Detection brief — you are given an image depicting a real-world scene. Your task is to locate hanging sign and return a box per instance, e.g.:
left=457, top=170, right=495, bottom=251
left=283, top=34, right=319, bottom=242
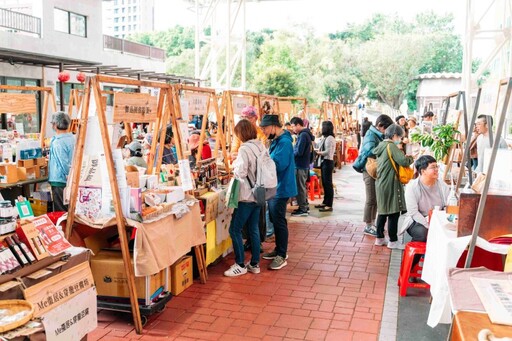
left=232, top=96, right=252, bottom=116
left=278, top=101, right=293, bottom=115
left=0, top=93, right=37, bottom=114
left=184, top=93, right=208, bottom=116
left=113, top=93, right=158, bottom=122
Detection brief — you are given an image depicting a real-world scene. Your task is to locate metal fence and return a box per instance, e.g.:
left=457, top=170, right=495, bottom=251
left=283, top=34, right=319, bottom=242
left=0, top=8, right=41, bottom=36
left=103, top=35, right=165, bottom=61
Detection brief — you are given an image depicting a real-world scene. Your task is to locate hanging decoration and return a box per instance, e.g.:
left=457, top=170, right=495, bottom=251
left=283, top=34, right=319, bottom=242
left=76, top=72, right=86, bottom=83
left=58, top=71, right=70, bottom=83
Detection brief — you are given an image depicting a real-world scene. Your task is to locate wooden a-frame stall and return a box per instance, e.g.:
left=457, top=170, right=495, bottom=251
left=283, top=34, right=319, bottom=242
left=277, top=96, right=307, bottom=122
left=64, top=75, right=177, bottom=333
left=0, top=85, right=57, bottom=147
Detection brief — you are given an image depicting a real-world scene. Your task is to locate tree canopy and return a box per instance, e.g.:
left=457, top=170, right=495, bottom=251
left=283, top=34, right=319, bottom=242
left=128, top=12, right=466, bottom=110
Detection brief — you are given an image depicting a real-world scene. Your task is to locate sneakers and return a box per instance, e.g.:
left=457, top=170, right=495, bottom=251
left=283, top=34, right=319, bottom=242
left=262, top=250, right=289, bottom=260
left=363, top=225, right=377, bottom=237
left=291, top=209, right=309, bottom=217
left=224, top=263, right=247, bottom=277
left=269, top=255, right=287, bottom=270
left=374, top=238, right=388, bottom=246
left=246, top=263, right=261, bottom=274
left=387, top=241, right=405, bottom=250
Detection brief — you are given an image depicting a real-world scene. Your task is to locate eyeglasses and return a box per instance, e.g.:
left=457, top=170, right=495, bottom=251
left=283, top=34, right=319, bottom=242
left=427, top=164, right=439, bottom=170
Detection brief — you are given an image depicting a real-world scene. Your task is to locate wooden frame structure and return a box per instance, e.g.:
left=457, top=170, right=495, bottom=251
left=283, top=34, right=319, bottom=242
left=277, top=96, right=307, bottom=122
left=0, top=85, right=57, bottom=147
left=220, top=90, right=259, bottom=153
left=258, top=94, right=280, bottom=118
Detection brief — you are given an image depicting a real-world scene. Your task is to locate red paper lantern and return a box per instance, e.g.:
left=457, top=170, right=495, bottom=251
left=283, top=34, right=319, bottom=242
left=57, top=71, right=70, bottom=83
left=76, top=72, right=86, bottom=83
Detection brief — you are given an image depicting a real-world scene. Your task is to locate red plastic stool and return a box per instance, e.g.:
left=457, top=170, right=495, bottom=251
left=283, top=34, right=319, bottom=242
left=398, top=241, right=430, bottom=296
left=307, top=174, right=321, bottom=201
left=345, top=147, right=359, bottom=163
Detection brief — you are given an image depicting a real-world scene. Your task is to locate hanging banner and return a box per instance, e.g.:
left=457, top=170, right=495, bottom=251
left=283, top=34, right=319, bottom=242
left=184, top=93, right=208, bottom=116
left=0, top=93, right=37, bottom=114
left=113, top=93, right=158, bottom=122
left=232, top=96, right=252, bottom=116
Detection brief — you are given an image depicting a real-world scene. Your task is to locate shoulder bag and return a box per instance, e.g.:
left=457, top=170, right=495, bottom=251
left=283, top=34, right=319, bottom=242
left=365, top=157, right=378, bottom=179
left=386, top=144, right=413, bottom=184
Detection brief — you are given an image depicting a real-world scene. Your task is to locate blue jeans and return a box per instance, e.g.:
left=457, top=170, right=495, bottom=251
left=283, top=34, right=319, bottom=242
left=268, top=197, right=289, bottom=257
left=266, top=207, right=274, bottom=237
left=229, top=202, right=261, bottom=265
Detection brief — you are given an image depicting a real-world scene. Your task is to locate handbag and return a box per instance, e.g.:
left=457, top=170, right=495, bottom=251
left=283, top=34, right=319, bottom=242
left=313, top=138, right=326, bottom=169
left=226, top=177, right=241, bottom=208
left=365, top=157, right=378, bottom=179
left=386, top=144, right=414, bottom=184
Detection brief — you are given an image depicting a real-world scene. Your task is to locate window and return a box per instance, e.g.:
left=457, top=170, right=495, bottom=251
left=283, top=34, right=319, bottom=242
left=133, top=6, right=137, bottom=12
left=114, top=18, right=118, bottom=23
left=133, top=24, right=136, bottom=30
left=122, top=17, right=125, bottom=22
left=122, top=25, right=125, bottom=31
left=114, top=0, right=118, bottom=5
left=114, top=8, right=118, bottom=14
left=0, top=77, right=41, bottom=134
left=128, top=16, right=131, bottom=22
left=128, top=25, right=131, bottom=30
left=122, top=7, right=125, bottom=13
left=133, top=15, right=137, bottom=21
left=54, top=8, right=86, bottom=37
left=128, top=7, right=131, bottom=13
left=114, top=26, right=119, bottom=32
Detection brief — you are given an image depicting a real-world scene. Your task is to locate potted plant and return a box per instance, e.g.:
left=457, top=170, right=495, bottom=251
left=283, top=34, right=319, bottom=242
left=410, top=124, right=460, bottom=162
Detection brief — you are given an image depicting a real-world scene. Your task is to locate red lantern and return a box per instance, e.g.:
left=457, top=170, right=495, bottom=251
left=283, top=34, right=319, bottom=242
left=57, top=71, right=70, bottom=83
left=76, top=72, right=86, bottom=83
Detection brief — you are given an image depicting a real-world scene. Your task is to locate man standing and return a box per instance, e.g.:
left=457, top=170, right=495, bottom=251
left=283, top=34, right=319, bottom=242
left=260, top=115, right=297, bottom=270
left=49, top=112, right=75, bottom=212
left=421, top=111, right=434, bottom=134
left=475, top=114, right=508, bottom=173
left=289, top=117, right=314, bottom=217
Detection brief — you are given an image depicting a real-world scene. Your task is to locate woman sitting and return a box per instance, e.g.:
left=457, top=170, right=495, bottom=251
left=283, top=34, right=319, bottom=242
left=400, top=155, right=450, bottom=242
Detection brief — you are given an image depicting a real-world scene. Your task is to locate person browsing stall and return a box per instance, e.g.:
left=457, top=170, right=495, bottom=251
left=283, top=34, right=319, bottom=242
left=400, top=155, right=450, bottom=242
left=372, top=124, right=414, bottom=249
left=49, top=112, right=76, bottom=212
left=314, top=121, right=336, bottom=212
left=224, top=120, right=266, bottom=277
left=259, top=115, right=297, bottom=270
left=290, top=117, right=315, bottom=217
left=231, top=106, right=266, bottom=158
left=474, top=114, right=508, bottom=174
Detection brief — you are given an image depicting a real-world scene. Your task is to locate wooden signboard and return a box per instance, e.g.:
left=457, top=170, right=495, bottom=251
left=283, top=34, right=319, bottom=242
left=113, top=93, right=158, bottom=122
left=184, top=92, right=209, bottom=116
left=0, top=93, right=37, bottom=114
left=232, top=96, right=252, bottom=116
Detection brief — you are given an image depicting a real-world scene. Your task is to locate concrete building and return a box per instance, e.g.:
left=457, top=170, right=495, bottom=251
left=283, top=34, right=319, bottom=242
left=0, top=0, right=167, bottom=133
left=415, top=73, right=462, bottom=117
left=102, top=0, right=154, bottom=39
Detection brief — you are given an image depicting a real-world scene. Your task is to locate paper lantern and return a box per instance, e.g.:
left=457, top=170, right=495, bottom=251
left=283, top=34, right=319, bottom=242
left=58, top=71, right=70, bottom=83
left=76, top=72, right=86, bottom=83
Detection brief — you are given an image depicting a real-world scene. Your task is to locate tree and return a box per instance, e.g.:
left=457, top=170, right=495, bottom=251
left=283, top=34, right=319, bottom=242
left=254, top=66, right=299, bottom=97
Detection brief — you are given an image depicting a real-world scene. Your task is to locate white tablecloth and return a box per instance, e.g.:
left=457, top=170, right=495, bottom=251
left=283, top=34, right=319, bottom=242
left=421, top=210, right=509, bottom=327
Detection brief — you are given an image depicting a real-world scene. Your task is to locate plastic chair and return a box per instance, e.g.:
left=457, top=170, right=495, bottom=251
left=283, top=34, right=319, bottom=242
left=345, top=147, right=359, bottom=163
left=398, top=241, right=430, bottom=296
left=307, top=174, right=321, bottom=201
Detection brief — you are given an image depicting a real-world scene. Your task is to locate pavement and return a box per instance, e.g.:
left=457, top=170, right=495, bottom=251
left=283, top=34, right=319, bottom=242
left=89, top=165, right=450, bottom=340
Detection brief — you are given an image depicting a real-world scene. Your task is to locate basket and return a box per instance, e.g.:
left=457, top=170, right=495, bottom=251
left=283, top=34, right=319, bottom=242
left=0, top=300, right=34, bottom=333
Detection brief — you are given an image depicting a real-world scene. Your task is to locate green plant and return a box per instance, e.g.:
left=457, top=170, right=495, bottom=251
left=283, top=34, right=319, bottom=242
left=410, top=124, right=460, bottom=161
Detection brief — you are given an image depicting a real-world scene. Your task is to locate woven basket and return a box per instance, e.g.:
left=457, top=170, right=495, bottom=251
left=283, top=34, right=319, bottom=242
left=0, top=300, right=34, bottom=333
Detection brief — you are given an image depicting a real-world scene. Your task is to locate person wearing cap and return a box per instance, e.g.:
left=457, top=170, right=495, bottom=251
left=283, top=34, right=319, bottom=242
left=49, top=111, right=75, bottom=212
left=125, top=141, right=147, bottom=168
left=231, top=106, right=266, bottom=158
left=259, top=114, right=297, bottom=270
left=188, top=131, right=212, bottom=168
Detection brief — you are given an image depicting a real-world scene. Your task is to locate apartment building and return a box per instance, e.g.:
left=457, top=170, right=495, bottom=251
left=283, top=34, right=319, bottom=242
left=103, top=0, right=154, bottom=39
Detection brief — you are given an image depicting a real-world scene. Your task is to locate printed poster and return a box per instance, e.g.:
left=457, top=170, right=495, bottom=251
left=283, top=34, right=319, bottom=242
left=178, top=159, right=194, bottom=191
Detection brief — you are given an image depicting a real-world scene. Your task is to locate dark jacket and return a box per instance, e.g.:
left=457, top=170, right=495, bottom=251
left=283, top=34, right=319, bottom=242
left=294, top=128, right=315, bottom=169
left=353, top=125, right=383, bottom=173
left=372, top=140, right=414, bottom=215
left=269, top=130, right=298, bottom=199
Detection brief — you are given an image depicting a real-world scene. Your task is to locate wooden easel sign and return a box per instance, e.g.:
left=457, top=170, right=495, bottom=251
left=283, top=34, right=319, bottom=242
left=113, top=93, right=158, bottom=123
left=0, top=93, right=37, bottom=113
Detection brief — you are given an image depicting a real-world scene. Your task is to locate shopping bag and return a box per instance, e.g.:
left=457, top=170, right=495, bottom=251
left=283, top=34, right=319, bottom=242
left=226, top=178, right=240, bottom=209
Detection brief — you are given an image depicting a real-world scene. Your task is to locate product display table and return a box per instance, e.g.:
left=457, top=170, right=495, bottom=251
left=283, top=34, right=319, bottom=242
left=0, top=177, right=48, bottom=200
left=422, top=210, right=509, bottom=327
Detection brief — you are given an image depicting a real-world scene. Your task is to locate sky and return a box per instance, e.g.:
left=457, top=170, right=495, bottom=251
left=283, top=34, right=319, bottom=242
left=154, top=0, right=465, bottom=35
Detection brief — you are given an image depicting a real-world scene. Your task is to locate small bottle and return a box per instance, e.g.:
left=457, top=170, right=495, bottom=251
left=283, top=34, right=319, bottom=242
left=446, top=185, right=459, bottom=222
left=13, top=234, right=35, bottom=264
left=5, top=236, right=29, bottom=266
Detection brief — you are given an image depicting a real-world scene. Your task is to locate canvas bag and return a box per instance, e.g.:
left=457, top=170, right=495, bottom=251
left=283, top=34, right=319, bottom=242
left=313, top=138, right=326, bottom=169
left=365, top=157, right=378, bottom=179
left=245, top=142, right=277, bottom=206
left=386, top=144, right=414, bottom=185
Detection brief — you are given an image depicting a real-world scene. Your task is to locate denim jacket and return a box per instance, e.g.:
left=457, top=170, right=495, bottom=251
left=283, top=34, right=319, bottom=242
left=353, top=125, right=383, bottom=173
left=49, top=133, right=75, bottom=185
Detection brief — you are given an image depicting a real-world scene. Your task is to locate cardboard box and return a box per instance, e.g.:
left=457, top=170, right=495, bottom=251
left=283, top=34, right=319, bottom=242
left=90, top=250, right=168, bottom=299
left=18, top=159, right=34, bottom=168
left=0, top=163, right=18, bottom=183
left=35, top=157, right=46, bottom=166
left=126, top=170, right=140, bottom=188
left=171, top=255, right=193, bottom=296
left=199, top=191, right=219, bottom=223
left=17, top=166, right=36, bottom=180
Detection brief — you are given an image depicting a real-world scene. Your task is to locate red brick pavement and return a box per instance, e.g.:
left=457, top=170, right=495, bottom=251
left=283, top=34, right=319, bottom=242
left=91, top=217, right=391, bottom=341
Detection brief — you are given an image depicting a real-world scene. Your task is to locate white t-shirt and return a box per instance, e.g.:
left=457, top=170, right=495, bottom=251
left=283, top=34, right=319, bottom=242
left=476, top=133, right=508, bottom=173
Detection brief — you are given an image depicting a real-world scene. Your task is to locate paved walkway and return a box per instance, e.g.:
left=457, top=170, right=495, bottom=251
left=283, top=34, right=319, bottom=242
left=90, top=166, right=393, bottom=340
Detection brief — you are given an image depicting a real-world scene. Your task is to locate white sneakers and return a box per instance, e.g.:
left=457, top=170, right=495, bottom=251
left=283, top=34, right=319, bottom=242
left=387, top=241, right=405, bottom=250
left=374, top=238, right=388, bottom=246
left=224, top=263, right=247, bottom=277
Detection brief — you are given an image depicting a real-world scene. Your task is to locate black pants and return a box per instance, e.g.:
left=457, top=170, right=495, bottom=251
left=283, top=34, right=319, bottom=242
left=407, top=221, right=428, bottom=242
left=321, top=160, right=334, bottom=207
left=376, top=212, right=400, bottom=242
left=51, top=186, right=67, bottom=212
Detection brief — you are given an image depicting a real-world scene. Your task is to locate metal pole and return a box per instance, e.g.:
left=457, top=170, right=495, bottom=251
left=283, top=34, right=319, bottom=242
left=241, top=0, right=246, bottom=90
left=194, top=0, right=200, bottom=79
left=226, top=0, right=231, bottom=89
left=59, top=63, right=64, bottom=112
left=465, top=78, right=512, bottom=268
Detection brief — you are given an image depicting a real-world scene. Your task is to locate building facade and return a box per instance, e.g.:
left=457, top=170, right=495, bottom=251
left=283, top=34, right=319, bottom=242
left=102, top=0, right=154, bottom=39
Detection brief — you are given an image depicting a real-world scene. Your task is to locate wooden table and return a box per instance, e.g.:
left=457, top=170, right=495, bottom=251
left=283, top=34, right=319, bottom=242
left=452, top=311, right=512, bottom=340
left=0, top=177, right=49, bottom=201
